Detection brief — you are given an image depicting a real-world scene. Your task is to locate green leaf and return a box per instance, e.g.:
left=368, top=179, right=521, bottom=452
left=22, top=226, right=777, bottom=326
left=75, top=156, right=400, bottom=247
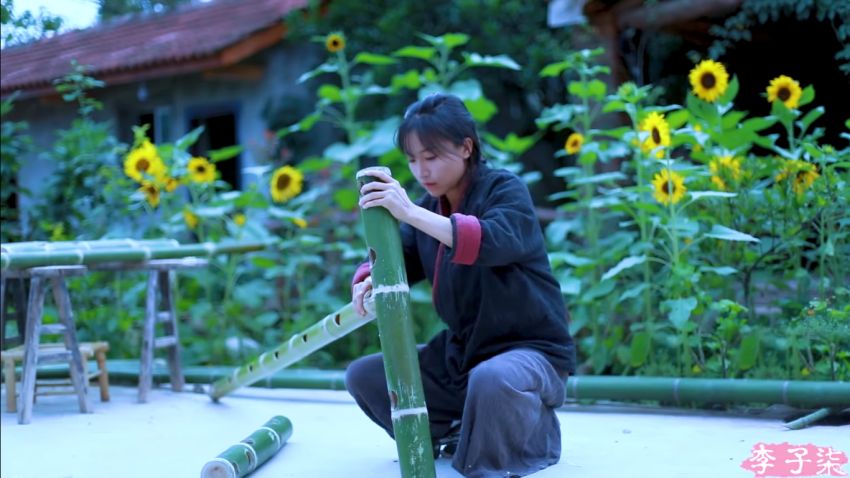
left=705, top=224, right=759, bottom=242
left=540, top=61, right=570, bottom=78
left=333, top=189, right=359, bottom=211
left=742, top=117, right=777, bottom=132
left=449, top=79, right=484, bottom=100
left=601, top=255, right=646, bottom=281
left=571, top=172, right=627, bottom=185
left=251, top=256, right=276, bottom=268
left=297, top=62, right=339, bottom=83
left=666, top=109, right=690, bottom=129
left=463, top=52, right=520, bottom=70
left=175, top=125, right=204, bottom=151
left=352, top=52, right=397, bottom=66
left=442, top=33, right=470, bottom=49
left=700, top=266, right=738, bottom=276
left=721, top=111, right=747, bottom=129
left=629, top=331, right=651, bottom=367
left=737, top=335, right=760, bottom=371
left=689, top=191, right=737, bottom=201
left=618, top=283, right=648, bottom=303
left=317, top=84, right=342, bottom=103
left=392, top=46, right=437, bottom=61
left=559, top=276, right=581, bottom=296
left=718, top=75, right=740, bottom=105
left=799, top=85, right=815, bottom=107
left=603, top=99, right=626, bottom=113
left=208, top=145, right=243, bottom=163
left=663, top=297, right=697, bottom=330
left=587, top=79, right=607, bottom=100
left=581, top=279, right=615, bottom=302
left=464, top=97, right=497, bottom=123
left=391, top=70, right=422, bottom=90
left=799, top=106, right=825, bottom=131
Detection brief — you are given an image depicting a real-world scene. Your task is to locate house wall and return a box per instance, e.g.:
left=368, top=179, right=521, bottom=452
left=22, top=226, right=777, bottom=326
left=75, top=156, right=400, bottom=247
left=5, top=41, right=326, bottom=236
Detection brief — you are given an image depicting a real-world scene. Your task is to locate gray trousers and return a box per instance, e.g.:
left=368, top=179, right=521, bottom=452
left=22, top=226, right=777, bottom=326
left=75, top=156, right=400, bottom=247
left=345, top=347, right=566, bottom=478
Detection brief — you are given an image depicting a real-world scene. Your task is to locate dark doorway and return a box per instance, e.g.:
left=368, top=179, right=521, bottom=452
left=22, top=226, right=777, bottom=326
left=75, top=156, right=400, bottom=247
left=188, top=111, right=240, bottom=190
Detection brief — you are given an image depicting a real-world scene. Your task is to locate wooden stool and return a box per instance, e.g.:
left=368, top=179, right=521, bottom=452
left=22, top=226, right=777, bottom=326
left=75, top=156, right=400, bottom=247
left=2, top=341, right=110, bottom=413
left=2, top=266, right=91, bottom=424
left=92, top=258, right=207, bottom=402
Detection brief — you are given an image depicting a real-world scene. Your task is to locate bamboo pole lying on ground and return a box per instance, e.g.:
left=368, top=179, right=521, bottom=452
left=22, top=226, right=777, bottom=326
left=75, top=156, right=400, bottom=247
left=200, top=415, right=293, bottom=478
left=0, top=239, right=180, bottom=252
left=0, top=240, right=271, bottom=270
left=357, top=166, right=435, bottom=478
left=208, top=299, right=376, bottom=400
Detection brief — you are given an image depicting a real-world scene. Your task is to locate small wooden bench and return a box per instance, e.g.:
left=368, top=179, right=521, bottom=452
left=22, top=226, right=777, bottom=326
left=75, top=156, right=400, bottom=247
left=1, top=341, right=110, bottom=413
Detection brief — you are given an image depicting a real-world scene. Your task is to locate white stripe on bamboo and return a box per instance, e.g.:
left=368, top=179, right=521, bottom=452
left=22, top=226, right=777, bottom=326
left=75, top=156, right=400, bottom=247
left=391, top=406, right=429, bottom=420
left=373, top=284, right=410, bottom=295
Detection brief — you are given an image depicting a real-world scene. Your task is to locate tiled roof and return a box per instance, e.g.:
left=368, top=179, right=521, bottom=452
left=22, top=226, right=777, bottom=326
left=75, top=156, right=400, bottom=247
left=1, top=0, right=307, bottom=97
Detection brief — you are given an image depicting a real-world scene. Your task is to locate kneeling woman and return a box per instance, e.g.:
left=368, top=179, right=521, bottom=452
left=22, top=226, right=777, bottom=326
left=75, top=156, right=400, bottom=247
left=347, top=93, right=576, bottom=478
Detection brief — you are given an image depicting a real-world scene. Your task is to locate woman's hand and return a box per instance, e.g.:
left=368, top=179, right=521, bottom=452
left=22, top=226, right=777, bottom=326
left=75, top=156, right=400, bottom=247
left=359, top=170, right=416, bottom=222
left=352, top=276, right=373, bottom=317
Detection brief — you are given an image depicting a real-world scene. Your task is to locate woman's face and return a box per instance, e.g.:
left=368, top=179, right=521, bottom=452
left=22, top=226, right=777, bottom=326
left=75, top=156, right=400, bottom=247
left=405, top=132, right=472, bottom=201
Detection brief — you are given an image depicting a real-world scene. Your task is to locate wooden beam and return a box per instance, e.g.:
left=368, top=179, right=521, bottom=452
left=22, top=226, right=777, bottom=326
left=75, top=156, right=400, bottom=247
left=202, top=64, right=266, bottom=82
left=219, top=23, right=286, bottom=66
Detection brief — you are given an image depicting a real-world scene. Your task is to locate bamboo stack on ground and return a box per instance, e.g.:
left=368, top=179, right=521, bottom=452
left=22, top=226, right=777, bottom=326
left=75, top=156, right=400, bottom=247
left=357, top=167, right=435, bottom=478
left=0, top=240, right=271, bottom=270
left=208, top=299, right=376, bottom=400
left=200, top=415, right=293, bottom=478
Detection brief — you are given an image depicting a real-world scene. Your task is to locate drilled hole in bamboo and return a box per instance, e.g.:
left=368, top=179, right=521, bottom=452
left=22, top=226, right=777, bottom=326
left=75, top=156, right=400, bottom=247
left=389, top=390, right=398, bottom=409
left=369, top=248, right=376, bottom=264
left=248, top=365, right=253, bottom=372
left=274, top=351, right=279, bottom=359
left=334, top=314, right=341, bottom=326
left=301, top=334, right=308, bottom=343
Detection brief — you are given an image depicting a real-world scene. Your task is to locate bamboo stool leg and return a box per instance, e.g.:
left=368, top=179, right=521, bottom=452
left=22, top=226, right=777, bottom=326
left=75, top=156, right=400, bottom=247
left=160, top=270, right=184, bottom=392
left=18, top=277, right=46, bottom=424
left=139, top=271, right=158, bottom=403
left=95, top=346, right=110, bottom=402
left=1, top=277, right=6, bottom=349
left=51, top=277, right=91, bottom=415
left=3, top=357, right=15, bottom=412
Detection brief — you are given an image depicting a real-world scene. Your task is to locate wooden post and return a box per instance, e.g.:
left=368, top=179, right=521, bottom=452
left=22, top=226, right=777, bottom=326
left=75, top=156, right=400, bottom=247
left=51, top=276, right=91, bottom=415
left=18, top=277, right=45, bottom=424
left=139, top=271, right=158, bottom=403
left=159, top=270, right=184, bottom=392
left=356, top=167, right=436, bottom=478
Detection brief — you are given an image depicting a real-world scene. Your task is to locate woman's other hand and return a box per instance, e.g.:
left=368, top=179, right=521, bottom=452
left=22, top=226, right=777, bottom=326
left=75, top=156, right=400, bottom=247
left=352, top=276, right=373, bottom=316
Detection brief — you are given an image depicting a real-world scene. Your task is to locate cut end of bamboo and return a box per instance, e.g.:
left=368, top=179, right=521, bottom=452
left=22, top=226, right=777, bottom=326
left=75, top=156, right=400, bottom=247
left=200, top=458, right=237, bottom=478
left=355, top=166, right=392, bottom=181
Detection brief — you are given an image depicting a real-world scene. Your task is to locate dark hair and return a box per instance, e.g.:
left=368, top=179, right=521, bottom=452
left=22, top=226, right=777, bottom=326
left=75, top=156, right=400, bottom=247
left=395, top=93, right=483, bottom=168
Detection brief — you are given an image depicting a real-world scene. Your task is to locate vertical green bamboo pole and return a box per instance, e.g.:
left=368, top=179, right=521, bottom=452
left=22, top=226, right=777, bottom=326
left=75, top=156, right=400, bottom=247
left=357, top=166, right=435, bottom=478
left=200, top=415, right=293, bottom=478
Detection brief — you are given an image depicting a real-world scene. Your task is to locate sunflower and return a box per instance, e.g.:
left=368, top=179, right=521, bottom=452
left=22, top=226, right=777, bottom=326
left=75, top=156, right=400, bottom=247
left=188, top=157, right=216, bottom=184
left=233, top=213, right=246, bottom=227
left=124, top=140, right=166, bottom=183
left=325, top=33, right=345, bottom=53
left=775, top=159, right=819, bottom=195
left=689, top=59, right=729, bottom=103
left=709, top=155, right=742, bottom=191
left=183, top=208, right=199, bottom=230
left=139, top=181, right=160, bottom=208
left=767, top=75, right=802, bottom=109
left=639, top=112, right=671, bottom=157
left=164, top=177, right=180, bottom=192
left=292, top=217, right=307, bottom=229
left=652, top=168, right=687, bottom=205
left=270, top=165, right=303, bottom=203
left=565, top=132, right=584, bottom=154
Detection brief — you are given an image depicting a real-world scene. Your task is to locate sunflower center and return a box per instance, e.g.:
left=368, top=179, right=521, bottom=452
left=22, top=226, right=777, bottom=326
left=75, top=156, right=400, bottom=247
left=137, top=159, right=150, bottom=172
left=195, top=164, right=206, bottom=173
left=652, top=127, right=661, bottom=145
left=778, top=87, right=791, bottom=101
left=700, top=73, right=716, bottom=89
left=332, top=39, right=340, bottom=47
left=276, top=174, right=291, bottom=190
left=570, top=140, right=578, bottom=148
left=662, top=181, right=672, bottom=194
